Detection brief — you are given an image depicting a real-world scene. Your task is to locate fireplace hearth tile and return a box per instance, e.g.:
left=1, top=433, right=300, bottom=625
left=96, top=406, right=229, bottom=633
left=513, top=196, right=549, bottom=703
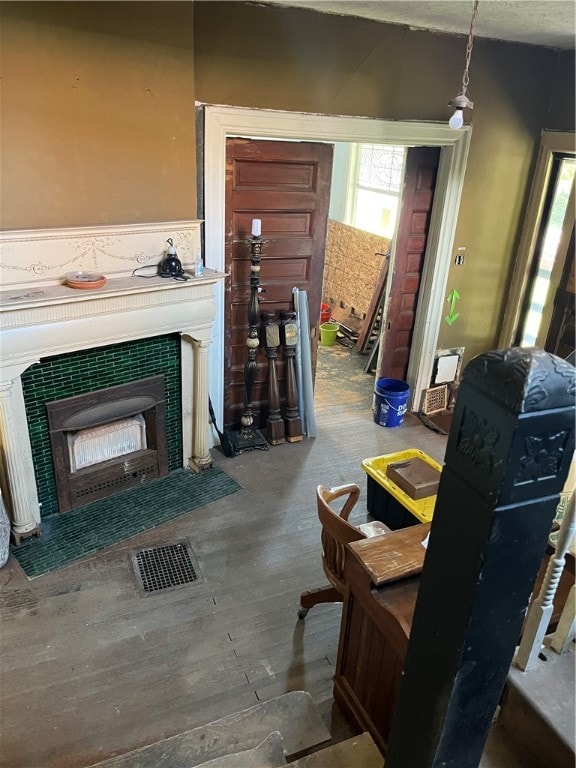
left=10, top=468, right=242, bottom=579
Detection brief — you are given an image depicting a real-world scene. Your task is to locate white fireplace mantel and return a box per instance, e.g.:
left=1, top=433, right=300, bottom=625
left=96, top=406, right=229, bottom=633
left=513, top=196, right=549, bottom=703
left=1, top=273, right=221, bottom=377
left=0, top=270, right=225, bottom=540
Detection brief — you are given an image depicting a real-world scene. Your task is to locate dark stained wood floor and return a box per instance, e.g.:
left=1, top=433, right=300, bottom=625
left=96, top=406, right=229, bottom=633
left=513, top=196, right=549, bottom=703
left=0, top=354, right=448, bottom=768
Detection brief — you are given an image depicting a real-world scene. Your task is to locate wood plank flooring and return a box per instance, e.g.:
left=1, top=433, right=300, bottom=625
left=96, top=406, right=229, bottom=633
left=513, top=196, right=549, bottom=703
left=0, top=352, right=449, bottom=768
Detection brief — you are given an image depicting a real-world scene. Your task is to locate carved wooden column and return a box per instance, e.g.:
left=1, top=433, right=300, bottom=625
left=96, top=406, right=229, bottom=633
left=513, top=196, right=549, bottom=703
left=280, top=311, right=303, bottom=442
left=188, top=337, right=213, bottom=472
left=385, top=348, right=575, bottom=768
left=229, top=221, right=268, bottom=453
left=262, top=312, right=285, bottom=446
left=0, top=376, right=41, bottom=543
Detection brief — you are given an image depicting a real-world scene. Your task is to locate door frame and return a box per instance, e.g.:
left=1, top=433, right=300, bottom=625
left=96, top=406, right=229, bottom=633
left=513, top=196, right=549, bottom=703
left=203, top=105, right=472, bottom=424
left=538, top=179, right=575, bottom=349
left=499, top=130, right=576, bottom=348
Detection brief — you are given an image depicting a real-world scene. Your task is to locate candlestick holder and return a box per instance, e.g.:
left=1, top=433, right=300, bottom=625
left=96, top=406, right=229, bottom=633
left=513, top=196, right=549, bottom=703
left=229, top=231, right=268, bottom=454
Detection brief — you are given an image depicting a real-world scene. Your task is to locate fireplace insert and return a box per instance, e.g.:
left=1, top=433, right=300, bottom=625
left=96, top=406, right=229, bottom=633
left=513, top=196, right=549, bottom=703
left=46, top=375, right=168, bottom=512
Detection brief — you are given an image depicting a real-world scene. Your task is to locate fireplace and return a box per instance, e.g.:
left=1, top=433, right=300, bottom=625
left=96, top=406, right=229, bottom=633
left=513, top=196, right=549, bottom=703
left=0, top=220, right=225, bottom=544
left=46, top=376, right=169, bottom=512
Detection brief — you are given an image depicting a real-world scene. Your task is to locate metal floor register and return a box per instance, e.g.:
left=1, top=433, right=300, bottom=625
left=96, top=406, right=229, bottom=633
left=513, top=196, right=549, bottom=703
left=132, top=540, right=200, bottom=594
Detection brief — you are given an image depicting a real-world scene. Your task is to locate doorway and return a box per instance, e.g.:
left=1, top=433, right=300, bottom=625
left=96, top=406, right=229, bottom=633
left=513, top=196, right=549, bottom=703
left=322, top=140, right=404, bottom=381
left=203, top=106, right=472, bottom=432
left=224, top=136, right=414, bottom=432
left=318, top=143, right=441, bottom=417
left=224, top=137, right=334, bottom=431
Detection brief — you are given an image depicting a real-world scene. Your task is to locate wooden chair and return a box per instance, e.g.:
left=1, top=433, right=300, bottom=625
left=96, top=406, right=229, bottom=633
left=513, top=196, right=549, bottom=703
left=298, top=482, right=388, bottom=618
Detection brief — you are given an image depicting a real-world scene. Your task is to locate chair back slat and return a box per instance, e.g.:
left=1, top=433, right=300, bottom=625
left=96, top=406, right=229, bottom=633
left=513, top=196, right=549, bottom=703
left=317, top=483, right=366, bottom=594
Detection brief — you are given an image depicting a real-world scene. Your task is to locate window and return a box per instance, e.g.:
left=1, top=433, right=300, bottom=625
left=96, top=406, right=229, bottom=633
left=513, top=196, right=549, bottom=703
left=346, top=144, right=406, bottom=239
left=519, top=155, right=576, bottom=347
left=499, top=132, right=576, bottom=350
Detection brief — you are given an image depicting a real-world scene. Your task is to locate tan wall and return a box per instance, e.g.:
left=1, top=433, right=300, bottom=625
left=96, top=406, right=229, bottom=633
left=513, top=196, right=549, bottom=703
left=548, top=50, right=576, bottom=130
left=194, top=1, right=571, bottom=365
left=2, top=1, right=573, bottom=367
left=0, top=2, right=196, bottom=229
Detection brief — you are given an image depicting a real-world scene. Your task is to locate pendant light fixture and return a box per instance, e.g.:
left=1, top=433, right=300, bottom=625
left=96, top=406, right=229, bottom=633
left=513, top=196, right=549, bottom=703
left=448, top=0, right=480, bottom=129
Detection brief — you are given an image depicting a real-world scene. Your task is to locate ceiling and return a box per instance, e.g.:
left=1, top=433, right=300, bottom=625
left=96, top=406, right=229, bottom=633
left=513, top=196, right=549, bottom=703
left=265, top=1, right=576, bottom=50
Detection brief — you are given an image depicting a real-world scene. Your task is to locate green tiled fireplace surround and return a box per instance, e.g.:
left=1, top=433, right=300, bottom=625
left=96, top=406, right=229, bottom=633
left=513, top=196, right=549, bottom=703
left=21, top=334, right=183, bottom=518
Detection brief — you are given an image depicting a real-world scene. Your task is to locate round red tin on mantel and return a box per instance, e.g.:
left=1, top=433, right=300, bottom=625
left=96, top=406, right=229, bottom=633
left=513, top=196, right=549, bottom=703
left=65, top=272, right=107, bottom=290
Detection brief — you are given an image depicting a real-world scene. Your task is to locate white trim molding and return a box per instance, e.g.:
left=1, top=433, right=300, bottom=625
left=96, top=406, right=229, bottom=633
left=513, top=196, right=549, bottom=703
left=202, top=104, right=472, bottom=416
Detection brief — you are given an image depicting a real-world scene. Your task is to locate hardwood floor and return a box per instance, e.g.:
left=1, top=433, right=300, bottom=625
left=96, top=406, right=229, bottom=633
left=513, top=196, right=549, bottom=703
left=0, top=353, right=448, bottom=768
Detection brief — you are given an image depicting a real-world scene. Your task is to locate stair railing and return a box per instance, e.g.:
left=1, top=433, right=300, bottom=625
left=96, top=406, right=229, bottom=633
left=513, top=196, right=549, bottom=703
left=514, top=489, right=575, bottom=670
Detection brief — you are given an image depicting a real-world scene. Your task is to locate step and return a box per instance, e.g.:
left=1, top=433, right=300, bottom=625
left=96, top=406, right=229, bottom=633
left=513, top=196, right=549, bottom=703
left=498, top=641, right=575, bottom=768
left=196, top=731, right=287, bottom=768
left=180, top=727, right=383, bottom=768
left=287, top=732, right=383, bottom=768
left=90, top=691, right=331, bottom=768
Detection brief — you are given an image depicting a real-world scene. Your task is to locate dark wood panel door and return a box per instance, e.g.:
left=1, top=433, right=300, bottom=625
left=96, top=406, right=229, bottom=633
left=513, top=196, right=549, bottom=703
left=224, top=138, right=333, bottom=430
left=378, top=147, right=441, bottom=382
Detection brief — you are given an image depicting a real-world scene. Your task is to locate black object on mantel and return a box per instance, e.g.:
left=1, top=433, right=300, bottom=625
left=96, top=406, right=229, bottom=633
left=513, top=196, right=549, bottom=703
left=158, top=238, right=189, bottom=280
left=385, top=347, right=575, bottom=768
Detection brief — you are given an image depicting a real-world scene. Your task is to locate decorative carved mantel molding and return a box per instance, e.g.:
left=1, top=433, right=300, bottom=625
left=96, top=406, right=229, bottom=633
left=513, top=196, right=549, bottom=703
left=0, top=219, right=201, bottom=289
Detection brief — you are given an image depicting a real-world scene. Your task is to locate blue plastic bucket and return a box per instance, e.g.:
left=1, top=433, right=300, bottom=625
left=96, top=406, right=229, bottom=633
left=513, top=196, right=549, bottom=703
left=374, top=378, right=410, bottom=428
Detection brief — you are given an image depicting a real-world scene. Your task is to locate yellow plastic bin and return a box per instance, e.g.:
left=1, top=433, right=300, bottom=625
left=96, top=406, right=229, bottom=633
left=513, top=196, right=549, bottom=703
left=361, top=449, right=443, bottom=529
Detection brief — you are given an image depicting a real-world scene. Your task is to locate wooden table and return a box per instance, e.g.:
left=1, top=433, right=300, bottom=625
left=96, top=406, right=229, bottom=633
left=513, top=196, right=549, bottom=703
left=333, top=523, right=430, bottom=755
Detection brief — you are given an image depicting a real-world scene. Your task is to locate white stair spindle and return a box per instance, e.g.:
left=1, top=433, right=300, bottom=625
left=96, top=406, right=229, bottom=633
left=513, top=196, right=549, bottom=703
left=514, top=491, right=576, bottom=670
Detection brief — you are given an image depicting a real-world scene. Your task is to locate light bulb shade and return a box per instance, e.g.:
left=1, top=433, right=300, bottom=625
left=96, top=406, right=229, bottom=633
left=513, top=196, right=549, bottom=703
left=448, top=92, right=474, bottom=111
left=448, top=109, right=464, bottom=130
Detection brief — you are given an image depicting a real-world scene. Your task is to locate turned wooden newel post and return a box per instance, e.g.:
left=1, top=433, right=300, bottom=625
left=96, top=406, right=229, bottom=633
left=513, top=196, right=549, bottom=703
left=280, top=311, right=303, bottom=443
left=262, top=311, right=285, bottom=446
left=385, top=347, right=575, bottom=768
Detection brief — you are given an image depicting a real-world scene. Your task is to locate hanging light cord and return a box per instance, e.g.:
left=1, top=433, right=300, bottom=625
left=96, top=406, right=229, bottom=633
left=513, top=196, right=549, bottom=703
left=460, top=0, right=479, bottom=97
